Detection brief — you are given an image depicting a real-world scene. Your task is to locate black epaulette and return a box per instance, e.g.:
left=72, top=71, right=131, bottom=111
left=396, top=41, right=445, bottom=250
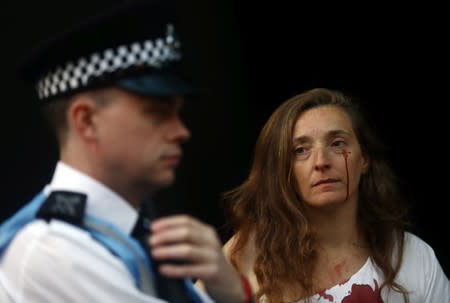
left=36, top=191, right=87, bottom=226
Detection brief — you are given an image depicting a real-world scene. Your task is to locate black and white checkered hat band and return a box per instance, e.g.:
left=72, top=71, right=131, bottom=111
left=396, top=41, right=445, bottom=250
left=36, top=25, right=181, bottom=100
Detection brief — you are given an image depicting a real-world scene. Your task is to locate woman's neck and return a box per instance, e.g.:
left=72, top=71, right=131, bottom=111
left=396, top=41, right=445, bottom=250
left=306, top=198, right=365, bottom=251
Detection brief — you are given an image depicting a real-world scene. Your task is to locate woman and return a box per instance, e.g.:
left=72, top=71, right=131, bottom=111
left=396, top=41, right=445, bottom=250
left=223, top=88, right=449, bottom=302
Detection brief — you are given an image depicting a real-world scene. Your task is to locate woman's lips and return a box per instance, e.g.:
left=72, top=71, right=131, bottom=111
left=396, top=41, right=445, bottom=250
left=313, top=178, right=339, bottom=187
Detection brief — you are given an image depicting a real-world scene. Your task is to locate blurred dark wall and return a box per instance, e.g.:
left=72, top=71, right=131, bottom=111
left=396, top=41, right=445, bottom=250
left=2, top=1, right=448, bottom=276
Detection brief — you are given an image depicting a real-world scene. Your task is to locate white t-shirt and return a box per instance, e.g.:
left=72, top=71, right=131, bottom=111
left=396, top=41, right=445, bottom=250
left=292, top=232, right=450, bottom=303
left=0, top=162, right=213, bottom=303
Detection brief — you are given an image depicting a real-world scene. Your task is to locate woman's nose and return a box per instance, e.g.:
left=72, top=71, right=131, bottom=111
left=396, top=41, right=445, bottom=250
left=313, top=147, right=331, bottom=171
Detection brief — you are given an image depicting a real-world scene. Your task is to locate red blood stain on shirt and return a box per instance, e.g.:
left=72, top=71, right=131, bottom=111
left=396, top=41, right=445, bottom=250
left=317, top=289, right=334, bottom=302
left=342, top=280, right=383, bottom=303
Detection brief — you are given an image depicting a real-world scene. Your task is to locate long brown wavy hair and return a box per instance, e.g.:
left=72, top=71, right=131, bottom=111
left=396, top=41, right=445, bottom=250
left=224, top=88, right=410, bottom=302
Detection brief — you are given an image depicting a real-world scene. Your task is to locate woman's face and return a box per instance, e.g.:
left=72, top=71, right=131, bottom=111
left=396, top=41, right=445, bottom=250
left=291, top=105, right=369, bottom=208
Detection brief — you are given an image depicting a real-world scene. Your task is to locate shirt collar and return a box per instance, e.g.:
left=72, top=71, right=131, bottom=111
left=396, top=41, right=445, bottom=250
left=43, top=161, right=138, bottom=235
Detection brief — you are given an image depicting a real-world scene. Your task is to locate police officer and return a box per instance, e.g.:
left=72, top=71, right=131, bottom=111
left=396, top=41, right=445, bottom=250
left=0, top=1, right=253, bottom=302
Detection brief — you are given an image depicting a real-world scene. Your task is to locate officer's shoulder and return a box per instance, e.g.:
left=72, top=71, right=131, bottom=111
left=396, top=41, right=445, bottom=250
left=11, top=216, right=92, bottom=252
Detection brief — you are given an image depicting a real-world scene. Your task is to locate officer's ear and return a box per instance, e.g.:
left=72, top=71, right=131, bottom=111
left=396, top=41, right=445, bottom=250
left=67, top=93, right=99, bottom=142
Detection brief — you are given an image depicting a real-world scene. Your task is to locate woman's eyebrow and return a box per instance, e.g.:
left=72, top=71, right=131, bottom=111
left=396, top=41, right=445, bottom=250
left=293, top=129, right=351, bottom=144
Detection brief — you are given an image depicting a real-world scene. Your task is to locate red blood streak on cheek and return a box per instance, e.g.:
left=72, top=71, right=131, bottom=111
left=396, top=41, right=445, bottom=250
left=342, top=150, right=351, bottom=200
left=342, top=280, right=383, bottom=303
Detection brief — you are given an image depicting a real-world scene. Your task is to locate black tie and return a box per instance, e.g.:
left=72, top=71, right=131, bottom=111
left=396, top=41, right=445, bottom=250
left=131, top=211, right=195, bottom=303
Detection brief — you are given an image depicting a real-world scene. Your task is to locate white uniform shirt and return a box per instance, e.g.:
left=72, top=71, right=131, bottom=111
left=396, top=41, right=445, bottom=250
left=0, top=161, right=213, bottom=303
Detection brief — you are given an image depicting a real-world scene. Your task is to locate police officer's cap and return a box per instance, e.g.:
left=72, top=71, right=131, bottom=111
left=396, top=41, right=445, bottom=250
left=19, top=0, right=191, bottom=102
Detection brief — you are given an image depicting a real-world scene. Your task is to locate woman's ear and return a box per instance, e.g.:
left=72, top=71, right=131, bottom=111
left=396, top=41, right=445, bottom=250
left=361, top=152, right=370, bottom=174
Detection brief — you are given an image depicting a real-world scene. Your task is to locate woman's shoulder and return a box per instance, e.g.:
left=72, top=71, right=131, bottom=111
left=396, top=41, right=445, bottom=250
left=223, top=233, right=260, bottom=291
left=395, top=231, right=449, bottom=300
left=401, top=231, right=437, bottom=264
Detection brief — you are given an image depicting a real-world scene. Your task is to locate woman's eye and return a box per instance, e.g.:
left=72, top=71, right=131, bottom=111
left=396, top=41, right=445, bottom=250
left=331, top=140, right=346, bottom=147
left=294, top=147, right=305, bottom=154
left=294, top=146, right=311, bottom=160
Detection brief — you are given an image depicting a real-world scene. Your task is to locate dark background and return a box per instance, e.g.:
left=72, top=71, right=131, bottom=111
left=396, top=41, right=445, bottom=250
left=2, top=1, right=448, bottom=277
